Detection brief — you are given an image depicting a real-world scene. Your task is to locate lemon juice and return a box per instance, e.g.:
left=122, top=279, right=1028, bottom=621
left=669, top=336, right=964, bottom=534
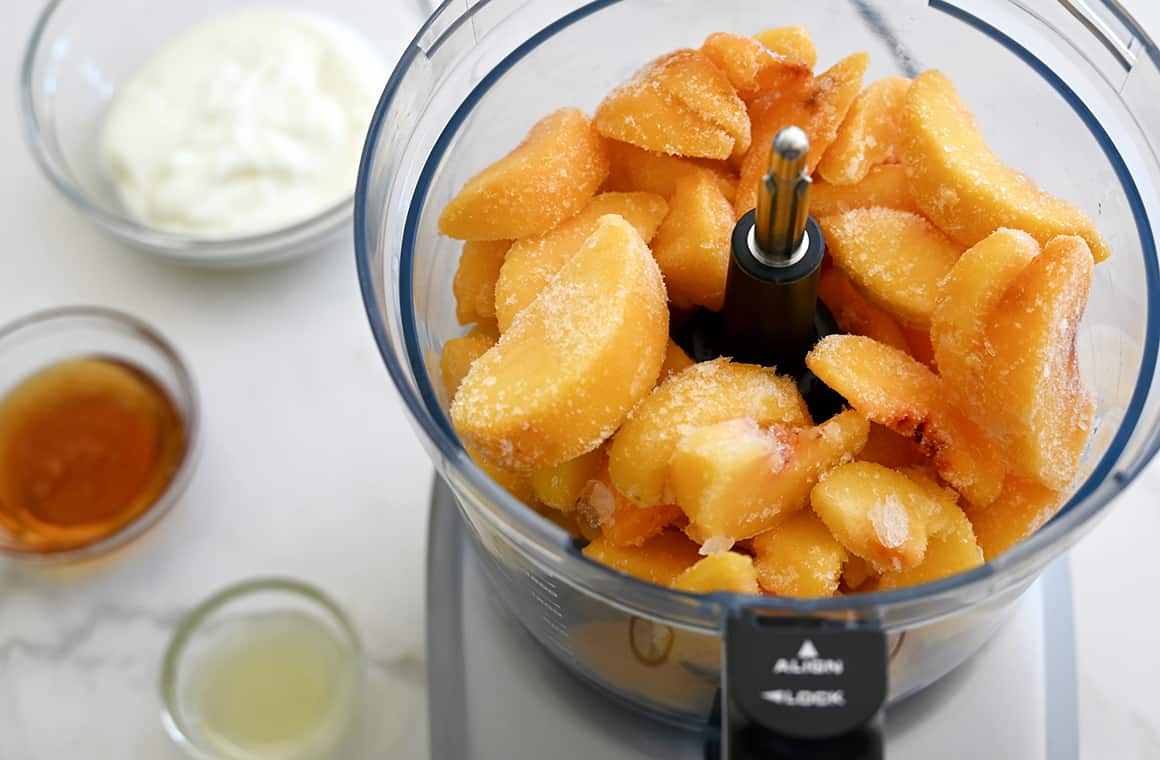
left=185, top=610, right=360, bottom=759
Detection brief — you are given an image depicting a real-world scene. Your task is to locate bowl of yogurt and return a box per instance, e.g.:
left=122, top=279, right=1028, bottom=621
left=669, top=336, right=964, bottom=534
left=21, top=0, right=431, bottom=267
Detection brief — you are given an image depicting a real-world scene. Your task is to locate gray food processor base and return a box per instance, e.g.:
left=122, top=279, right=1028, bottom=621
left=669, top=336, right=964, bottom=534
left=426, top=478, right=1079, bottom=760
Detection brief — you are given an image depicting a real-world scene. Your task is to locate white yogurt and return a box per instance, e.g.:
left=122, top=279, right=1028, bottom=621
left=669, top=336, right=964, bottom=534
left=100, top=9, right=387, bottom=239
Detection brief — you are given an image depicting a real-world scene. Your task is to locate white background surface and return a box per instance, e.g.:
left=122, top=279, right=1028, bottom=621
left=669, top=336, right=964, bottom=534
left=0, top=0, right=1158, bottom=758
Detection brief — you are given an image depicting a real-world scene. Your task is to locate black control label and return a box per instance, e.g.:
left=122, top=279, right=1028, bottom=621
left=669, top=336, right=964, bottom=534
left=724, top=615, right=888, bottom=741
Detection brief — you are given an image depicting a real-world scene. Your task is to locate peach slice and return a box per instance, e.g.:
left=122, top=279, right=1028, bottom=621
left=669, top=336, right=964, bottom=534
left=806, top=335, right=1005, bottom=507
left=967, top=476, right=1064, bottom=560
left=753, top=26, right=818, bottom=70
left=576, top=472, right=683, bottom=547
left=671, top=411, right=869, bottom=542
left=877, top=515, right=983, bottom=589
left=751, top=510, right=847, bottom=598
left=654, top=50, right=751, bottom=159
left=842, top=555, right=877, bottom=592
left=817, top=77, right=911, bottom=184
left=440, top=325, right=497, bottom=401
left=494, top=192, right=668, bottom=331
left=820, top=208, right=962, bottom=329
left=595, top=50, right=749, bottom=161
left=673, top=551, right=761, bottom=594
left=810, top=165, right=920, bottom=217
left=452, top=215, right=668, bottom=470
left=660, top=339, right=695, bottom=379
left=817, top=264, right=911, bottom=352
left=608, top=359, right=811, bottom=505
left=602, top=140, right=737, bottom=202
left=453, top=240, right=509, bottom=324
left=531, top=501, right=585, bottom=539
left=530, top=446, right=606, bottom=512
left=858, top=423, right=925, bottom=469
left=440, top=108, right=608, bottom=240
left=903, top=71, right=1110, bottom=262
left=583, top=530, right=702, bottom=585
left=467, top=446, right=536, bottom=507
left=982, top=236, right=1094, bottom=489
left=736, top=53, right=869, bottom=217
left=701, top=32, right=811, bottom=101
left=651, top=173, right=734, bottom=311
left=903, top=326, right=936, bottom=370
left=931, top=228, right=1040, bottom=410
left=810, top=462, right=930, bottom=573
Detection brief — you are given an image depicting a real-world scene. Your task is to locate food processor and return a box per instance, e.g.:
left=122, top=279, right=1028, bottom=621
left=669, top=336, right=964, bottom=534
left=355, top=0, right=1160, bottom=755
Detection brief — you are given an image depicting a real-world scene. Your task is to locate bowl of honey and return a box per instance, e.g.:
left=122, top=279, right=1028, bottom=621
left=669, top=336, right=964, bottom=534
left=0, top=306, right=198, bottom=561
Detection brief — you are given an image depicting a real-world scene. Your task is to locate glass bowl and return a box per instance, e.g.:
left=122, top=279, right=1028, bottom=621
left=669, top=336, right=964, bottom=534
left=20, top=0, right=432, bottom=267
left=161, top=578, right=364, bottom=760
left=0, top=306, right=200, bottom=562
left=356, top=0, right=1160, bottom=733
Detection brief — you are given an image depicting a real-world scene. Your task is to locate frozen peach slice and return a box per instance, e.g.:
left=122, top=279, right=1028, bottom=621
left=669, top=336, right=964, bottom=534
left=651, top=173, right=733, bottom=311
left=494, top=192, right=668, bottom=331
left=652, top=50, right=751, bottom=158
left=452, top=215, right=668, bottom=470
left=821, top=208, right=962, bottom=329
left=982, top=236, right=1094, bottom=489
left=902, top=326, right=936, bottom=370
left=596, top=81, right=733, bottom=160
left=753, top=26, right=817, bottom=70
left=967, top=476, right=1063, bottom=560
left=931, top=228, right=1039, bottom=409
left=531, top=501, right=585, bottom=539
left=817, top=77, right=911, bottom=185
left=660, top=339, right=695, bottom=379
left=673, top=552, right=760, bottom=595
left=811, top=462, right=930, bottom=572
left=576, top=472, right=683, bottom=547
left=817, top=264, right=910, bottom=352
left=736, top=53, right=869, bottom=217
left=602, top=140, right=737, bottom=202
left=806, top=335, right=1005, bottom=507
left=466, top=446, right=536, bottom=507
left=896, top=464, right=969, bottom=537
left=701, top=32, right=811, bottom=102
left=453, top=240, right=509, bottom=324
left=440, top=108, right=608, bottom=241
left=858, top=423, right=925, bottom=469
left=672, top=411, right=869, bottom=542
left=751, top=510, right=847, bottom=598
left=583, top=530, right=702, bottom=585
left=811, top=165, right=920, bottom=217
left=877, top=506, right=983, bottom=590
left=842, top=555, right=877, bottom=592
left=440, top=325, right=497, bottom=401
left=903, top=71, right=1110, bottom=262
left=595, top=50, right=748, bottom=160
left=530, top=446, right=606, bottom=512
left=608, top=359, right=811, bottom=506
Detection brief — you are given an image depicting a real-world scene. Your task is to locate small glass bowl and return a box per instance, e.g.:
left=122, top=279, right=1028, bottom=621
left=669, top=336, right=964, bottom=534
left=161, top=578, right=365, bottom=760
left=0, top=306, right=200, bottom=562
left=19, top=0, right=432, bottom=267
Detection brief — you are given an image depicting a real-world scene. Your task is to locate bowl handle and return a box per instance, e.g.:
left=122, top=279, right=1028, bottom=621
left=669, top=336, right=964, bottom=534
left=713, top=611, right=888, bottom=759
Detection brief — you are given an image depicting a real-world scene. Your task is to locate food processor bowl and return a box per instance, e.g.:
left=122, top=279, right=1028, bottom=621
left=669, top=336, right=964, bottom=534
left=357, top=0, right=1160, bottom=748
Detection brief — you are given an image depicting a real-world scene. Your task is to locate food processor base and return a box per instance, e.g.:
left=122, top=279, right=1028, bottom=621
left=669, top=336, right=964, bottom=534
left=426, top=479, right=1080, bottom=759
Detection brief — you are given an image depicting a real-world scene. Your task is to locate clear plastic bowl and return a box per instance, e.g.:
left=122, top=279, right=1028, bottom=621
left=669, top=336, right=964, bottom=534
left=21, top=0, right=431, bottom=267
left=357, top=0, right=1160, bottom=729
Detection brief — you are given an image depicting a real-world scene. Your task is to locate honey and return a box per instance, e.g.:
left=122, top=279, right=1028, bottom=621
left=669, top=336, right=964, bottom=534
left=0, top=356, right=186, bottom=553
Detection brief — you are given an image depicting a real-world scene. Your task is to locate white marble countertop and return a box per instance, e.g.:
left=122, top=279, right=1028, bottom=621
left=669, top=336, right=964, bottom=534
left=0, top=0, right=1158, bottom=758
